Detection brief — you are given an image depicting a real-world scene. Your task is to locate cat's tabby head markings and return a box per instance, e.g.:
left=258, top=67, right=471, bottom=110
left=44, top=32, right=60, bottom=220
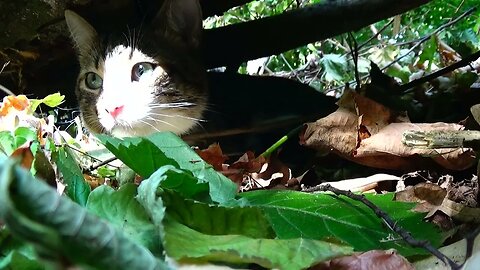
left=65, top=0, right=207, bottom=137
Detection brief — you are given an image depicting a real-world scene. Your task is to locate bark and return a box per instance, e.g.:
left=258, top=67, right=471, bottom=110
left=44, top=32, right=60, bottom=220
left=201, top=0, right=253, bottom=17
left=203, top=0, right=432, bottom=68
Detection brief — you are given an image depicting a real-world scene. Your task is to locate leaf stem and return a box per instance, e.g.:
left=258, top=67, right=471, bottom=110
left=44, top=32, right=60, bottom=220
left=260, top=125, right=303, bottom=158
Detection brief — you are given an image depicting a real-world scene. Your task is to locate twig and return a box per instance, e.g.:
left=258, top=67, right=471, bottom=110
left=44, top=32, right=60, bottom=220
left=0, top=61, right=15, bottom=96
left=465, top=226, right=480, bottom=258
left=324, top=7, right=477, bottom=94
left=280, top=53, right=303, bottom=83
left=399, top=49, right=480, bottom=92
left=304, top=184, right=461, bottom=270
left=348, top=19, right=394, bottom=54
left=88, top=156, right=118, bottom=172
left=0, top=84, right=15, bottom=96
left=382, top=7, right=476, bottom=71
left=64, top=144, right=119, bottom=170
left=347, top=32, right=361, bottom=90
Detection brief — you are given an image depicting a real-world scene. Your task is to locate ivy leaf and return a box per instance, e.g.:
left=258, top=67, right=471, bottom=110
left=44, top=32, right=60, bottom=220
left=240, top=190, right=443, bottom=257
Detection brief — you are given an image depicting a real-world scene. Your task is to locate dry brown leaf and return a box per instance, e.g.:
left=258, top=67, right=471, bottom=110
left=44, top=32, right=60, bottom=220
left=302, top=91, right=476, bottom=170
left=10, top=145, right=34, bottom=169
left=426, top=198, right=480, bottom=223
left=251, top=153, right=292, bottom=189
left=195, top=143, right=228, bottom=171
left=395, top=183, right=447, bottom=212
left=312, top=250, right=414, bottom=270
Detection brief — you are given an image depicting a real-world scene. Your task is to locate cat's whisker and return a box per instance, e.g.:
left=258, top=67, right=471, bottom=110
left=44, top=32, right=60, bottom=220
left=147, top=112, right=206, bottom=122
left=148, top=102, right=196, bottom=108
left=139, top=119, right=163, bottom=133
left=145, top=116, right=179, bottom=130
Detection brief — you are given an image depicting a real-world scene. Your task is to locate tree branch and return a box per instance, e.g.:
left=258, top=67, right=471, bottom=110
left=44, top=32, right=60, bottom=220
left=201, top=0, right=253, bottom=17
left=203, top=0, right=432, bottom=68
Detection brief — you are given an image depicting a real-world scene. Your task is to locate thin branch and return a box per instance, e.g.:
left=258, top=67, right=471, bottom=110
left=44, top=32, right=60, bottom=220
left=325, top=6, right=476, bottom=93
left=88, top=156, right=118, bottom=172
left=383, top=6, right=476, bottom=71
left=304, top=184, right=461, bottom=270
left=0, top=84, right=15, bottom=96
left=347, top=32, right=361, bottom=90
left=0, top=61, right=15, bottom=96
left=399, top=49, right=480, bottom=92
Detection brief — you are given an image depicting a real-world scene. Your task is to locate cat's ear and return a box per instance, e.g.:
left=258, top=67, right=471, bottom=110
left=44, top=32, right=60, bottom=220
left=64, top=10, right=98, bottom=55
left=155, top=0, right=203, bottom=49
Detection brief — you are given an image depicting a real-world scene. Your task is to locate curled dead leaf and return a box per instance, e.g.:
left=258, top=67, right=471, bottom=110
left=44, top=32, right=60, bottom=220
left=312, top=250, right=414, bottom=270
left=302, top=91, right=475, bottom=170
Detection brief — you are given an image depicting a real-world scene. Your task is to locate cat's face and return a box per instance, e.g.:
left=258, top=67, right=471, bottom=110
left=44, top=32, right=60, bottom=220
left=65, top=1, right=206, bottom=137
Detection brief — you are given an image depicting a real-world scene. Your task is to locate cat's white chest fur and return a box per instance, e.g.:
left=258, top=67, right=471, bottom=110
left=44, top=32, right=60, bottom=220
left=97, top=45, right=196, bottom=137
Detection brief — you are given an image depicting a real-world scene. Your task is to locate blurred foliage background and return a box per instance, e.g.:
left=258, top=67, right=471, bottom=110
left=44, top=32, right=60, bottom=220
left=205, top=0, right=480, bottom=95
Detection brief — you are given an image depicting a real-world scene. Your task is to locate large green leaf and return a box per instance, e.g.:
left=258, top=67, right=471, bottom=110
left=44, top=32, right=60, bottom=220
left=240, top=190, right=443, bottom=256
left=86, top=184, right=163, bottom=256
left=97, top=134, right=179, bottom=179
left=0, top=160, right=169, bottom=269
left=137, top=170, right=351, bottom=269
left=162, top=190, right=274, bottom=239
left=164, top=218, right=353, bottom=269
left=98, top=132, right=238, bottom=204
left=52, top=147, right=90, bottom=206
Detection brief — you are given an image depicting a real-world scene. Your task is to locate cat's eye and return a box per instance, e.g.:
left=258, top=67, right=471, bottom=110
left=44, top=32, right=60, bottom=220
left=85, top=72, right=103, bottom=90
left=131, top=62, right=155, bottom=82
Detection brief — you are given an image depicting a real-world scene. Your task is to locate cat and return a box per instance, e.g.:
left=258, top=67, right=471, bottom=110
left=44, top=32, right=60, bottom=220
left=64, top=0, right=207, bottom=137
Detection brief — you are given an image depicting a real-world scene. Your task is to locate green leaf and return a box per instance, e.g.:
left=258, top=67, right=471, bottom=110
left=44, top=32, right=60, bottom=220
left=0, top=251, right=44, bottom=270
left=240, top=190, right=443, bottom=257
left=153, top=165, right=210, bottom=200
left=97, top=134, right=179, bottom=178
left=164, top=218, right=353, bottom=269
left=418, top=36, right=438, bottom=70
left=29, top=93, right=65, bottom=112
left=0, top=159, right=169, bottom=269
left=96, top=166, right=116, bottom=178
left=13, top=127, right=37, bottom=150
left=14, top=127, right=37, bottom=143
left=0, top=131, right=15, bottom=156
left=320, top=54, right=347, bottom=82
left=41, top=93, right=64, bottom=108
left=0, top=227, right=44, bottom=270
left=98, top=132, right=238, bottom=204
left=52, top=147, right=90, bottom=206
left=86, top=184, right=163, bottom=256
left=162, top=190, right=273, bottom=239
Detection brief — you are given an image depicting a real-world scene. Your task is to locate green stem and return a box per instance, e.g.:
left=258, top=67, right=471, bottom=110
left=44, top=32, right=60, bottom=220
left=260, top=125, right=303, bottom=158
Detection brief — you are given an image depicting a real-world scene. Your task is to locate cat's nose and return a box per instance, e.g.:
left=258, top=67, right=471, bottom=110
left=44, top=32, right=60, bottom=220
left=107, top=105, right=124, bottom=118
